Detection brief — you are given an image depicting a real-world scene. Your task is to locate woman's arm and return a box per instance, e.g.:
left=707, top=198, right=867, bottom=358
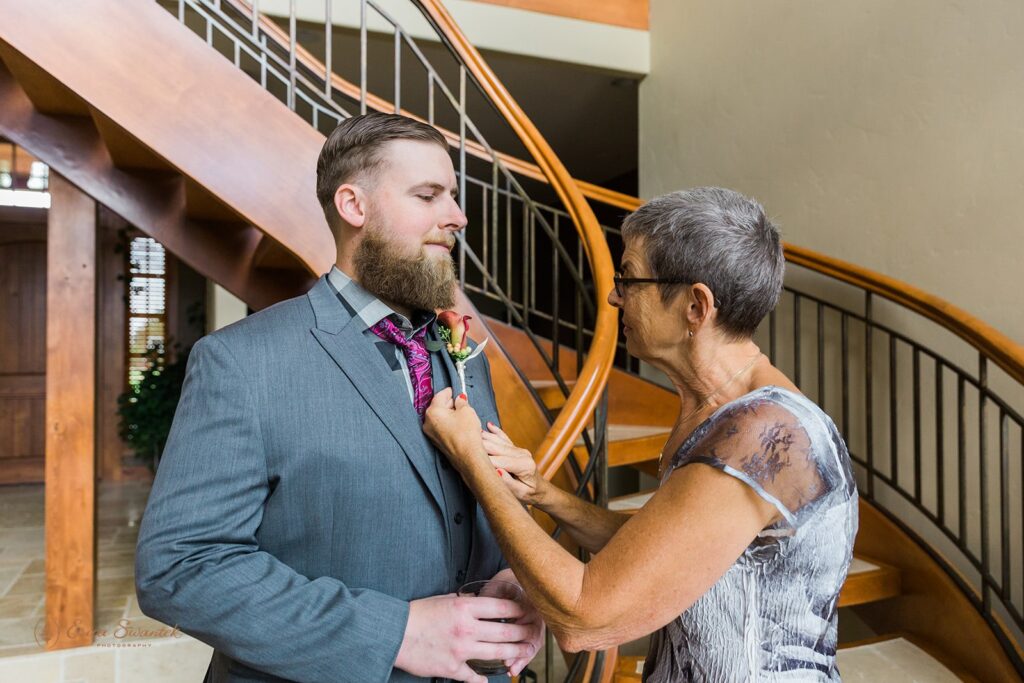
left=424, top=390, right=779, bottom=652
left=482, top=423, right=630, bottom=553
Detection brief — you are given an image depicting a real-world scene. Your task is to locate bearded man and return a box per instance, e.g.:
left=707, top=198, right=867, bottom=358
left=136, top=113, right=542, bottom=683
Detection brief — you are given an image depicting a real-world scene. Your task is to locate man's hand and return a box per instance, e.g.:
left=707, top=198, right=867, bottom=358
left=395, top=593, right=537, bottom=683
left=491, top=569, right=545, bottom=677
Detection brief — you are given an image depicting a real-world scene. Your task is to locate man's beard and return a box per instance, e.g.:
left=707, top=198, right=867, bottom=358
left=354, top=225, right=457, bottom=312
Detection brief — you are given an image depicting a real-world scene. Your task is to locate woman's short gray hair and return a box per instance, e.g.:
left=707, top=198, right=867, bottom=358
left=621, top=187, right=784, bottom=339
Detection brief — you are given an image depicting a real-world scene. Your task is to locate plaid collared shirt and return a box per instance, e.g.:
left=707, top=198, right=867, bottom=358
left=326, top=266, right=437, bottom=406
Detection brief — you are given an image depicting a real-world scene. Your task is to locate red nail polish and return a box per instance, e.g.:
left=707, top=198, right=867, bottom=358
left=497, top=469, right=504, bottom=477
left=458, top=393, right=467, bottom=401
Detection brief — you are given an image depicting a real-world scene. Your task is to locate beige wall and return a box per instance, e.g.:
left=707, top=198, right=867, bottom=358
left=206, top=282, right=248, bottom=334
left=639, top=0, right=1024, bottom=343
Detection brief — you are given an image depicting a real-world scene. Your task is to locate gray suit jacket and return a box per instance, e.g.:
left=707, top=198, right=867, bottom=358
left=136, top=276, right=505, bottom=683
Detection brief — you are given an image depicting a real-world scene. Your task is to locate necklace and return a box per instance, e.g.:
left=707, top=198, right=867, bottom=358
left=658, top=353, right=762, bottom=473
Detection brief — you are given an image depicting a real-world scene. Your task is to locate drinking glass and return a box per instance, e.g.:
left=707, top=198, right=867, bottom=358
left=457, top=579, right=524, bottom=676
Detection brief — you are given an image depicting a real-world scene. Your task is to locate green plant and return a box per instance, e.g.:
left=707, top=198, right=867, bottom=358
left=117, top=342, right=190, bottom=471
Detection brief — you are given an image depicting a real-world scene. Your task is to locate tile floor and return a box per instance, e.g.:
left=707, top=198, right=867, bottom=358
left=0, top=481, right=607, bottom=683
left=0, top=480, right=212, bottom=682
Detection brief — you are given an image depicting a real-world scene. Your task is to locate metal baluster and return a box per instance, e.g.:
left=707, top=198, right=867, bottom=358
left=427, top=74, right=435, bottom=124
left=999, top=410, right=1009, bottom=601
left=530, top=211, right=537, bottom=316
left=481, top=185, right=488, bottom=274
left=793, top=293, right=802, bottom=387
left=457, top=70, right=466, bottom=290
left=251, top=0, right=259, bottom=37
left=179, top=0, right=185, bottom=22
left=817, top=302, right=825, bottom=408
left=935, top=359, right=945, bottom=524
left=259, top=32, right=268, bottom=89
left=491, top=161, right=499, bottom=292
left=521, top=201, right=529, bottom=327
left=841, top=312, right=849, bottom=440
left=545, top=629, right=554, bottom=683
left=596, top=389, right=609, bottom=508
left=505, top=176, right=512, bottom=323
left=1011, top=430, right=1019, bottom=610
left=458, top=66, right=467, bottom=213
left=889, top=335, right=898, bottom=486
left=393, top=29, right=401, bottom=112
left=957, top=375, right=967, bottom=544
left=865, top=292, right=874, bottom=498
left=323, top=0, right=332, bottom=98
left=913, top=348, right=921, bottom=502
left=552, top=214, right=560, bottom=374
left=288, top=0, right=296, bottom=110
left=979, top=355, right=990, bottom=611
left=576, top=240, right=584, bottom=377
left=359, top=0, right=367, bottom=114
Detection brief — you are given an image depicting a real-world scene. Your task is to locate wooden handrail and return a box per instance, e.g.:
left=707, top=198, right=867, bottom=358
left=229, top=0, right=641, bottom=212
left=239, top=0, right=1024, bottom=415
left=413, top=0, right=618, bottom=480
left=228, top=0, right=617, bottom=478
left=605, top=200, right=1024, bottom=385
left=784, top=245, right=1024, bottom=386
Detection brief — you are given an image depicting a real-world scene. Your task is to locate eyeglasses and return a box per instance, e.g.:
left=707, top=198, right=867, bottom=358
left=612, top=272, right=722, bottom=308
left=612, top=272, right=691, bottom=299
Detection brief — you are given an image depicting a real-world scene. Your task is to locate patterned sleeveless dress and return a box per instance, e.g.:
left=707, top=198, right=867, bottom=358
left=643, top=386, right=858, bottom=682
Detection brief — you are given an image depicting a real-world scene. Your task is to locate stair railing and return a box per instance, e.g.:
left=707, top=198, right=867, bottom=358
left=161, top=0, right=618, bottom=679
left=590, top=198, right=1024, bottom=672
left=166, top=0, right=1024, bottom=672
left=763, top=256, right=1024, bottom=675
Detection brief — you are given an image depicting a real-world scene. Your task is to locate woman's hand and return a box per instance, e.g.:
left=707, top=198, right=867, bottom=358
left=423, top=388, right=486, bottom=475
left=481, top=422, right=545, bottom=506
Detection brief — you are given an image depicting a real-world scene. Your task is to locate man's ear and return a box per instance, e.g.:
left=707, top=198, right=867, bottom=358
left=333, top=183, right=368, bottom=229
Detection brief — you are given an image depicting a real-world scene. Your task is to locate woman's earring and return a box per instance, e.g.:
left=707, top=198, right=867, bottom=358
left=688, top=330, right=694, bottom=338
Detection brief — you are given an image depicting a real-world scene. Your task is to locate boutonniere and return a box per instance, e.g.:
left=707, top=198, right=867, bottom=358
left=426, top=311, right=489, bottom=399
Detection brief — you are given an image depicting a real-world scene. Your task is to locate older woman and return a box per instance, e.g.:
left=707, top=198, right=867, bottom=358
left=424, top=187, right=858, bottom=682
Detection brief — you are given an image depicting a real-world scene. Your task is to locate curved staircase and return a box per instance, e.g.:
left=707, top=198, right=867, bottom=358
left=2, top=0, right=1023, bottom=681
left=490, top=317, right=1022, bottom=681
left=0, top=0, right=325, bottom=310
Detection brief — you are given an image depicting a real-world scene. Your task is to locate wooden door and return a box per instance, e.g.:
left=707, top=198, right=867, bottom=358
left=0, top=214, right=46, bottom=483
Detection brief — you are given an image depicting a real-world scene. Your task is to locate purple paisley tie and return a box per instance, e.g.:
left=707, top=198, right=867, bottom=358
left=371, top=317, right=433, bottom=419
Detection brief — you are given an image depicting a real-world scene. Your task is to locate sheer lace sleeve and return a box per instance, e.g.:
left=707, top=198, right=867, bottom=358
left=670, top=393, right=828, bottom=529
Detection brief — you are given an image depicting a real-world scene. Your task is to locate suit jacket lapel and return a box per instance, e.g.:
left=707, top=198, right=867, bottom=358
left=430, top=322, right=458, bottom=393
left=308, top=277, right=446, bottom=514
left=430, top=321, right=482, bottom=396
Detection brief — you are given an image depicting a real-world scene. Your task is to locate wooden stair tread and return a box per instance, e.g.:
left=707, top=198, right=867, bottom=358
left=612, top=655, right=644, bottom=682
left=576, top=425, right=671, bottom=472
left=613, top=637, right=968, bottom=683
left=575, top=425, right=671, bottom=448
left=608, top=490, right=901, bottom=608
left=530, top=379, right=574, bottom=389
left=530, top=378, right=576, bottom=411
left=608, top=490, right=655, bottom=511
left=839, top=556, right=901, bottom=607
left=837, top=635, right=970, bottom=682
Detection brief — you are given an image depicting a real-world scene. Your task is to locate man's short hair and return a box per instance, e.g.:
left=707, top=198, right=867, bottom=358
left=621, top=187, right=785, bottom=339
left=316, top=112, right=449, bottom=230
